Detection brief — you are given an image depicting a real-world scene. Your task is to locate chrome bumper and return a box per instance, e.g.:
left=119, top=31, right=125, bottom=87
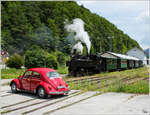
left=49, top=90, right=70, bottom=94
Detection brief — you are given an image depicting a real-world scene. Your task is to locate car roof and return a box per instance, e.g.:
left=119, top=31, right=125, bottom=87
left=27, top=68, right=56, bottom=74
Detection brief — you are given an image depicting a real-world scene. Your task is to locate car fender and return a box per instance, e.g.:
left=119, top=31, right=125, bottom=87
left=36, top=81, right=52, bottom=94
left=10, top=79, right=20, bottom=89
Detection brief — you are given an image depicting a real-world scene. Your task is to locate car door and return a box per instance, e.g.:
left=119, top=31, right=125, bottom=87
left=22, top=71, right=32, bottom=91
left=30, top=71, right=42, bottom=92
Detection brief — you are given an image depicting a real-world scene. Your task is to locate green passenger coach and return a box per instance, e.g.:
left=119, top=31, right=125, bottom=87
left=101, top=52, right=139, bottom=71
left=106, top=58, right=117, bottom=71
left=117, top=59, right=127, bottom=69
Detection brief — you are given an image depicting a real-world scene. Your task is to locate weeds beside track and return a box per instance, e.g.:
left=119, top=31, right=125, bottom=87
left=65, top=67, right=149, bottom=94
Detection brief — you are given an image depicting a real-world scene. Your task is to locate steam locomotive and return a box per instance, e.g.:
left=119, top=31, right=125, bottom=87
left=66, top=50, right=143, bottom=76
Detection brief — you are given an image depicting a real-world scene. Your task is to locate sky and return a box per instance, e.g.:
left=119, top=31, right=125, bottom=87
left=76, top=1, right=149, bottom=50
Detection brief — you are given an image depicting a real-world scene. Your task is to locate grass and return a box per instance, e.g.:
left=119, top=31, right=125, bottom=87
left=95, top=67, right=149, bottom=78
left=68, top=77, right=149, bottom=94
left=107, top=80, right=149, bottom=94
left=67, top=67, right=149, bottom=94
left=1, top=68, right=25, bottom=79
left=1, top=66, right=68, bottom=79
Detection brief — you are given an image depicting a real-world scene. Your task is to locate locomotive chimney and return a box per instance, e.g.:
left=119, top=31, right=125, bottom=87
left=73, top=49, right=77, bottom=55
left=86, top=48, right=90, bottom=59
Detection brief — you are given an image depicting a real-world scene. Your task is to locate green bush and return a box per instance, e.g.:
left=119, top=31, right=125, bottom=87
left=25, top=46, right=46, bottom=68
left=45, top=54, right=58, bottom=69
left=6, top=54, right=24, bottom=69
left=56, top=66, right=68, bottom=74
left=25, top=46, right=59, bottom=69
left=56, top=52, right=66, bottom=66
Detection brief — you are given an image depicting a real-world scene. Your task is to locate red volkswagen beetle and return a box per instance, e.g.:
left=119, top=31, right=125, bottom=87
left=10, top=68, right=70, bottom=98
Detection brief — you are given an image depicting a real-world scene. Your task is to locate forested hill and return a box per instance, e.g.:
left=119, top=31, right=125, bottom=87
left=2, top=1, right=141, bottom=56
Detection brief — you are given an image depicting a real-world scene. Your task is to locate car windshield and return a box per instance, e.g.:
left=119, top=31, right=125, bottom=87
left=46, top=72, right=60, bottom=78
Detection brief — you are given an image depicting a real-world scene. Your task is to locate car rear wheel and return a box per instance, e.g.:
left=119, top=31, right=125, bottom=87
left=37, top=87, right=48, bottom=98
left=11, top=82, right=18, bottom=93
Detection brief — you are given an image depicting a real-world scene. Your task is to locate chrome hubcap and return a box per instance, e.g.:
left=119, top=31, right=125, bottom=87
left=38, top=88, right=45, bottom=97
left=11, top=83, right=16, bottom=91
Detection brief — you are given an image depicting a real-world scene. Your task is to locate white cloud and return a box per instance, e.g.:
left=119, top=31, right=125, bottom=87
left=136, top=11, right=149, bottom=24
left=76, top=0, right=150, bottom=49
left=77, top=1, right=97, bottom=5
left=77, top=1, right=148, bottom=6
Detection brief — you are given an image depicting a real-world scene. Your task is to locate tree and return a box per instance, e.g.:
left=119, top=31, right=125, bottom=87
left=2, top=1, right=141, bottom=56
left=25, top=46, right=46, bottom=68
left=56, top=51, right=66, bottom=66
left=25, top=45, right=59, bottom=69
left=6, top=54, right=24, bottom=69
left=45, top=53, right=58, bottom=69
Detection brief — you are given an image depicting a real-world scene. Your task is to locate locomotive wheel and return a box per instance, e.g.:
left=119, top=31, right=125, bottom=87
left=70, top=70, right=77, bottom=77
left=80, top=68, right=85, bottom=76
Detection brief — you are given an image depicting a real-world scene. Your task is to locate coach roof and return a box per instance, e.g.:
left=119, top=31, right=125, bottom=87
left=101, top=52, right=139, bottom=60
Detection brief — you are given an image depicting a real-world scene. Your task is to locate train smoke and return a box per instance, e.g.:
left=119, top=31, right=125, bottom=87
left=65, top=18, right=91, bottom=54
left=72, top=42, right=83, bottom=54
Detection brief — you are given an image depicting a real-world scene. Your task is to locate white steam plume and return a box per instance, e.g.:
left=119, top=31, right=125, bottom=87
left=65, top=18, right=91, bottom=54
left=72, top=42, right=83, bottom=54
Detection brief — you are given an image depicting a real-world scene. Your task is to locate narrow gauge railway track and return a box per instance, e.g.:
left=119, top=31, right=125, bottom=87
left=142, top=77, right=149, bottom=81
left=67, top=75, right=148, bottom=89
left=97, top=76, right=149, bottom=89
left=1, top=91, right=36, bottom=98
left=1, top=90, right=8, bottom=92
left=66, top=76, right=131, bottom=87
left=96, top=77, right=136, bottom=89
left=22, top=91, right=83, bottom=114
left=126, top=77, right=149, bottom=85
left=1, top=90, right=79, bottom=109
left=0, top=93, right=14, bottom=97
left=1, top=91, right=81, bottom=114
left=66, top=76, right=107, bottom=83
left=66, top=76, right=116, bottom=84
left=1, top=98, right=36, bottom=108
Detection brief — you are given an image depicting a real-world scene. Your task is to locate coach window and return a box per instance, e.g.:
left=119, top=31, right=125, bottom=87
left=32, top=72, right=41, bottom=79
left=24, top=71, right=32, bottom=78
left=107, top=59, right=111, bottom=64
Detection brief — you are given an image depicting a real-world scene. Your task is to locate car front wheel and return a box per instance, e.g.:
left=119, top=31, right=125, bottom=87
left=11, top=82, right=18, bottom=93
left=37, top=87, right=48, bottom=98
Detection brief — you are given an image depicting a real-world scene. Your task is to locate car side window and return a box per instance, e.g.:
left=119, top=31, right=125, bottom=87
left=32, top=72, right=41, bottom=79
left=24, top=71, right=32, bottom=78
